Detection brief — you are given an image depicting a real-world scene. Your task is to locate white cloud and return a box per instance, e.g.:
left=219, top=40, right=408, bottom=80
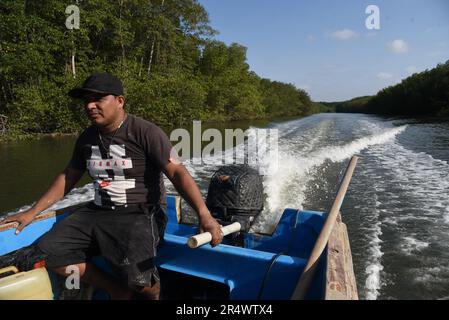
left=389, top=39, right=409, bottom=54
left=330, top=29, right=358, bottom=40
left=377, top=72, right=394, bottom=80
left=405, top=66, right=418, bottom=74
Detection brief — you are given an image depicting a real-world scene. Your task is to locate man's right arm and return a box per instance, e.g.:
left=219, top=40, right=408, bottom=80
left=0, top=165, right=84, bottom=234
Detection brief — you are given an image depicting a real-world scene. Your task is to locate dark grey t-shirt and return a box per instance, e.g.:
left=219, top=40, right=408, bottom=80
left=69, top=114, right=172, bottom=209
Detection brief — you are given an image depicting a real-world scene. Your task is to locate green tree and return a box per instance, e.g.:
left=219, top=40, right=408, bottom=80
left=0, top=0, right=318, bottom=138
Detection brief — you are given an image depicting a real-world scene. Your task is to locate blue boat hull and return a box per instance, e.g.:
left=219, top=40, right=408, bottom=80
left=0, top=195, right=328, bottom=300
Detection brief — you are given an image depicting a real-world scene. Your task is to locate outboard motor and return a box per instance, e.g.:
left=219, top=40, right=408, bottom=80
left=206, top=165, right=264, bottom=235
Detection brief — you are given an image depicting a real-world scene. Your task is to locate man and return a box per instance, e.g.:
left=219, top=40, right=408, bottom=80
left=0, top=73, right=223, bottom=300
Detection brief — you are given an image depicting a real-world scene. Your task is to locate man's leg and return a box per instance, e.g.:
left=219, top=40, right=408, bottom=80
left=132, top=282, right=161, bottom=300
left=53, top=262, right=133, bottom=300
left=94, top=206, right=166, bottom=300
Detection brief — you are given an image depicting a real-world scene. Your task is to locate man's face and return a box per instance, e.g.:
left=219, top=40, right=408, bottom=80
left=82, top=93, right=124, bottom=127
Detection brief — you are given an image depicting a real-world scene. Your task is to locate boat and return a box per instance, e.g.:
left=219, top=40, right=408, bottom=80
left=0, top=157, right=359, bottom=300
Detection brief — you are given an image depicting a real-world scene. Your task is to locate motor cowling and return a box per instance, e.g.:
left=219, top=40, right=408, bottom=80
left=206, top=165, right=264, bottom=233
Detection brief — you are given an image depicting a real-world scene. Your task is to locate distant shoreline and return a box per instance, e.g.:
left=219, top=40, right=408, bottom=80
left=0, top=113, right=310, bottom=143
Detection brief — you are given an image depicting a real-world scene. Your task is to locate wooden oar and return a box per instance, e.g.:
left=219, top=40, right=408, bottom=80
left=187, top=222, right=241, bottom=248
left=291, top=155, right=359, bottom=300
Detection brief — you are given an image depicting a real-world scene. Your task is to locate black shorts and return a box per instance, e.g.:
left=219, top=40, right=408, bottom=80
left=37, top=202, right=167, bottom=287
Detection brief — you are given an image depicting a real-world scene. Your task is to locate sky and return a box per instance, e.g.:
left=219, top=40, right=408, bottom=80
left=199, top=0, right=449, bottom=102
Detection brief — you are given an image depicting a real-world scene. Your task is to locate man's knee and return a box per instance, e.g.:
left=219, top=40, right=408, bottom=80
left=37, top=235, right=54, bottom=254
left=37, top=234, right=68, bottom=258
left=52, top=265, right=67, bottom=275
left=52, top=263, right=86, bottom=278
left=133, top=282, right=160, bottom=300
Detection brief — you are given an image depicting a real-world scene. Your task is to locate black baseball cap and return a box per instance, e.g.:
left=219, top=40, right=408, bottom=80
left=68, top=72, right=124, bottom=98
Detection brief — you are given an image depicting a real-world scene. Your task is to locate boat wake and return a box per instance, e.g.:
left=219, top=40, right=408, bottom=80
left=356, top=131, right=449, bottom=299
left=250, top=123, right=408, bottom=234
left=3, top=113, right=449, bottom=300
left=2, top=184, right=94, bottom=218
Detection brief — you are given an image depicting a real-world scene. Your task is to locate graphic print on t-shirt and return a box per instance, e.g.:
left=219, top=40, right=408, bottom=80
left=87, top=145, right=136, bottom=207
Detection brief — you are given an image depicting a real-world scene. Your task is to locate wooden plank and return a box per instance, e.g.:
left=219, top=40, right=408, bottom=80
left=325, top=213, right=358, bottom=300
left=175, top=195, right=181, bottom=223
left=1, top=196, right=182, bottom=232
left=292, top=156, right=358, bottom=299
left=0, top=202, right=87, bottom=232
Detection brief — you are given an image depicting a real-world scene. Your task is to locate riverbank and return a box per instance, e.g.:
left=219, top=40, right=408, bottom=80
left=329, top=61, right=449, bottom=117
left=2, top=0, right=319, bottom=139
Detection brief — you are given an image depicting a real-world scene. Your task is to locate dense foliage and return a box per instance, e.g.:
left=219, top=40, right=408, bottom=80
left=311, top=102, right=335, bottom=113
left=331, top=96, right=372, bottom=113
left=0, top=0, right=313, bottom=137
left=335, top=61, right=449, bottom=116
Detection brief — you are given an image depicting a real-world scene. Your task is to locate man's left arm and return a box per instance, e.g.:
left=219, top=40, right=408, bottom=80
left=162, top=162, right=223, bottom=247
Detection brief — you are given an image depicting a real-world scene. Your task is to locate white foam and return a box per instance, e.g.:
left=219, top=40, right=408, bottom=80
left=351, top=125, right=449, bottom=299
left=362, top=196, right=384, bottom=300
left=46, top=184, right=94, bottom=212
left=444, top=206, right=449, bottom=224
left=307, top=125, right=407, bottom=164
left=365, top=263, right=384, bottom=300
left=364, top=140, right=449, bottom=227
left=169, top=119, right=408, bottom=234
left=3, top=183, right=94, bottom=218
left=412, top=266, right=449, bottom=289
left=250, top=125, right=408, bottom=233
left=400, top=236, right=430, bottom=255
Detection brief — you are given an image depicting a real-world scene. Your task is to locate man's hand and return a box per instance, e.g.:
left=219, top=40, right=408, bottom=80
left=0, top=210, right=37, bottom=235
left=199, top=212, right=223, bottom=247
left=0, top=165, right=84, bottom=236
left=163, top=161, right=224, bottom=247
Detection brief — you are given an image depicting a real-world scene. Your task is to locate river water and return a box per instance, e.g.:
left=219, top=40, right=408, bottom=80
left=1, top=113, right=448, bottom=300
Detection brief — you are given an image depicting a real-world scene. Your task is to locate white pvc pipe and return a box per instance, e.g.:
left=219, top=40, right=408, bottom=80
left=187, top=222, right=242, bottom=248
